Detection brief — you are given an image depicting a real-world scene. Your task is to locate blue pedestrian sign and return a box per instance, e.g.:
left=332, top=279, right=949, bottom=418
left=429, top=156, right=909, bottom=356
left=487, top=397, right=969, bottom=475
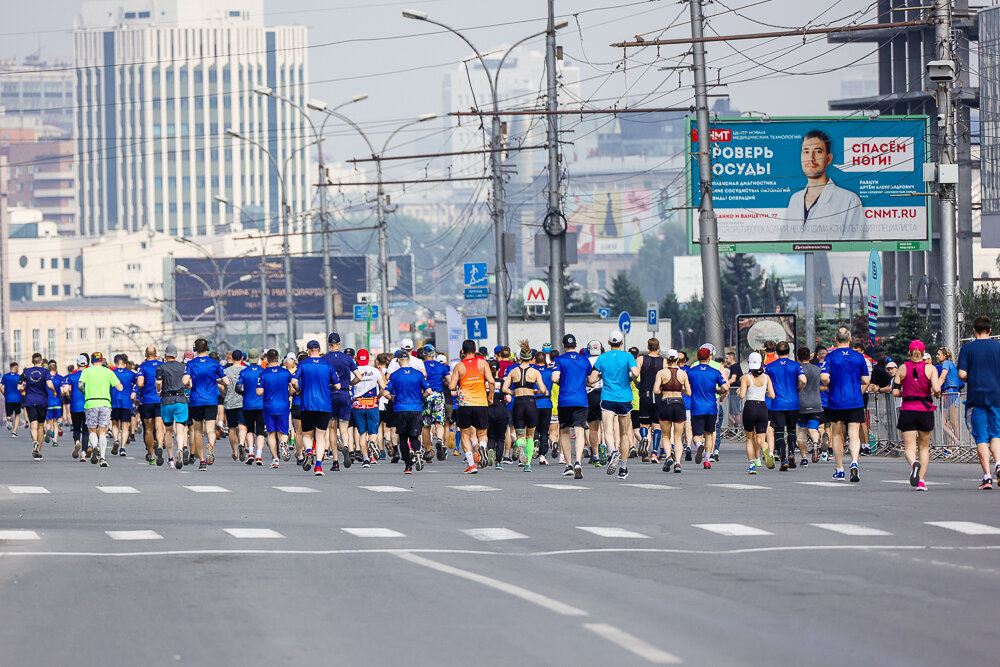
left=466, top=317, right=487, bottom=340
left=354, top=304, right=378, bottom=322
left=618, top=311, right=631, bottom=336
left=598, top=307, right=611, bottom=319
left=464, top=262, right=489, bottom=299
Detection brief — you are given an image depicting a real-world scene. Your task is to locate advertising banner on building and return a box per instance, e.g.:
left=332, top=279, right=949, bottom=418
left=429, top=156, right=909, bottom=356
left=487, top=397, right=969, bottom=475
left=687, top=116, right=930, bottom=253
left=565, top=188, right=663, bottom=255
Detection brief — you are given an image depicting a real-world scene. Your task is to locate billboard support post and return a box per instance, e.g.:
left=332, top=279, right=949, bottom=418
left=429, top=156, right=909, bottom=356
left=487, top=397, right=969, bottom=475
left=934, top=0, right=958, bottom=355
left=690, top=0, right=725, bottom=356
left=804, top=252, right=816, bottom=348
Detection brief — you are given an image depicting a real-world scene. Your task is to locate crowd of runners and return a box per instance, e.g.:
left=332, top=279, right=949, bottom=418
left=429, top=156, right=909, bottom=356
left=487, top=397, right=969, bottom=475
left=3, top=316, right=1000, bottom=491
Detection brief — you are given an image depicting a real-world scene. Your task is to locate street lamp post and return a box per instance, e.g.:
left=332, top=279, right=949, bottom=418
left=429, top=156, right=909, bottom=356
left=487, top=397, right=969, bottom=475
left=173, top=244, right=253, bottom=354
left=214, top=195, right=269, bottom=349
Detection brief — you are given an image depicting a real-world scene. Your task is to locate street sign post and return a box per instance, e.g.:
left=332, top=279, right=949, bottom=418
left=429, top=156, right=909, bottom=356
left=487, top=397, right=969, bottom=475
left=647, top=301, right=659, bottom=332
left=464, top=262, right=489, bottom=300
left=354, top=304, right=379, bottom=321
left=598, top=307, right=611, bottom=319
left=618, top=311, right=631, bottom=341
left=466, top=317, right=487, bottom=340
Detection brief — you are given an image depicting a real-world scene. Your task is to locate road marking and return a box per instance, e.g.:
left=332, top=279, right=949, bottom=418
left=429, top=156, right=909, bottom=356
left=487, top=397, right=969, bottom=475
left=583, top=622, right=683, bottom=664
left=184, top=485, right=230, bottom=493
left=394, top=551, right=587, bottom=616
left=223, top=528, right=284, bottom=539
left=0, top=530, right=40, bottom=540
left=447, top=485, right=501, bottom=492
left=693, top=523, right=773, bottom=537
left=534, top=483, right=589, bottom=490
left=622, top=483, right=676, bottom=490
left=106, top=530, right=163, bottom=541
left=342, top=528, right=405, bottom=538
left=272, top=486, right=319, bottom=493
left=462, top=528, right=529, bottom=542
left=707, top=483, right=771, bottom=490
left=926, top=521, right=1000, bottom=535
left=882, top=480, right=947, bottom=486
left=577, top=526, right=650, bottom=539
left=810, top=523, right=893, bottom=536
left=97, top=486, right=140, bottom=494
left=796, top=481, right=847, bottom=487
left=8, top=486, right=49, bottom=494
left=358, top=485, right=412, bottom=493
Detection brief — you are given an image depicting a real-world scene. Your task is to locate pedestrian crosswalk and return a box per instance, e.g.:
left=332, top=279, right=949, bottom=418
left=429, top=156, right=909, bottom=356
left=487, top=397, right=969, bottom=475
left=106, top=530, right=162, bottom=541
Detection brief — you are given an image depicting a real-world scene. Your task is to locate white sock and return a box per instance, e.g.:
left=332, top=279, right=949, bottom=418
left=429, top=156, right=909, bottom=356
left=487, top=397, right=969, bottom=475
left=98, top=434, right=108, bottom=459
left=465, top=452, right=475, bottom=466
left=89, top=432, right=98, bottom=451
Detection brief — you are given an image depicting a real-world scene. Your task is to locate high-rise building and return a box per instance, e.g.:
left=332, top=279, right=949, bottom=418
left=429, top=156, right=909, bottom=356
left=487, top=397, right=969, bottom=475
left=1, top=122, right=77, bottom=234
left=73, top=0, right=309, bottom=237
left=0, top=55, right=77, bottom=135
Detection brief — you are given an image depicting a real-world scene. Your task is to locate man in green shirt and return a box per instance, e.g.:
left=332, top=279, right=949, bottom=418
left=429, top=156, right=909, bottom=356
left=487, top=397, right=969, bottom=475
left=78, top=352, right=123, bottom=467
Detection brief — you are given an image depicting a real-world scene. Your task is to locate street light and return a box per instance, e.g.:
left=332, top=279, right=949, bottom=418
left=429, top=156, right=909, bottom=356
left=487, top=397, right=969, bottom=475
left=214, top=195, right=269, bottom=348
left=402, top=10, right=568, bottom=346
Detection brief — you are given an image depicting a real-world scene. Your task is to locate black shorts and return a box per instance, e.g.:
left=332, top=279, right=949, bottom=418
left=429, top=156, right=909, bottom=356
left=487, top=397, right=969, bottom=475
left=301, top=410, right=330, bottom=432
left=769, top=409, right=797, bottom=431
left=631, top=411, right=641, bottom=429
left=743, top=400, right=769, bottom=435
left=536, top=407, right=552, bottom=429
left=382, top=401, right=396, bottom=429
left=394, top=410, right=422, bottom=439
left=111, top=407, right=132, bottom=422
left=25, top=405, right=46, bottom=423
left=638, top=394, right=658, bottom=425
left=824, top=407, right=866, bottom=424
left=242, top=409, right=265, bottom=437
left=691, top=413, right=717, bottom=437
left=188, top=404, right=217, bottom=422
left=897, top=410, right=935, bottom=433
left=5, top=402, right=22, bottom=417
left=455, top=405, right=489, bottom=431
left=291, top=404, right=302, bottom=420
left=657, top=398, right=686, bottom=423
left=511, top=397, right=537, bottom=430
left=487, top=404, right=509, bottom=442
left=586, top=391, right=602, bottom=423
left=225, top=408, right=244, bottom=428
left=139, top=404, right=161, bottom=421
left=558, top=405, right=588, bottom=429
left=70, top=411, right=86, bottom=433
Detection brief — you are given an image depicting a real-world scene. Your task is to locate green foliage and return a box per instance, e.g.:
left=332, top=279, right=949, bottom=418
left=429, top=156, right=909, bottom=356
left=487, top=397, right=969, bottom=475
left=544, top=267, right=595, bottom=314
left=881, top=300, right=933, bottom=361
left=961, top=282, right=1000, bottom=339
left=604, top=271, right=645, bottom=316
left=660, top=292, right=704, bottom=354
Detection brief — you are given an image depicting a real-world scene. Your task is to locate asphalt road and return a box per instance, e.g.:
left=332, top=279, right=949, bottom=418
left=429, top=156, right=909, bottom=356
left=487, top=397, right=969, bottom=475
left=1, top=432, right=998, bottom=667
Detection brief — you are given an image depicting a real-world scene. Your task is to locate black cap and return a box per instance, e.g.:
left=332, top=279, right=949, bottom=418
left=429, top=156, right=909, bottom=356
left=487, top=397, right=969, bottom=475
left=344, top=348, right=356, bottom=357
left=562, top=334, right=576, bottom=347
left=328, top=333, right=341, bottom=345
left=306, top=340, right=321, bottom=350
left=478, top=346, right=488, bottom=357
left=394, top=349, right=409, bottom=359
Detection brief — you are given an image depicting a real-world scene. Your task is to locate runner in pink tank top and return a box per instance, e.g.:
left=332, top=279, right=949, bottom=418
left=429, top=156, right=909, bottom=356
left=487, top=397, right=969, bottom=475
left=892, top=340, right=941, bottom=490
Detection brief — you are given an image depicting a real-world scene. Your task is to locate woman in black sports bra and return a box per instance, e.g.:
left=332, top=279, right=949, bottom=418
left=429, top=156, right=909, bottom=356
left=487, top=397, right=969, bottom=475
left=502, top=342, right=548, bottom=472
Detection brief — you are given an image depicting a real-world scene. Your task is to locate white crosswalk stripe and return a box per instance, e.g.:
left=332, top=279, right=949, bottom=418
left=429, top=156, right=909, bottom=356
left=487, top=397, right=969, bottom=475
left=577, top=526, right=650, bottom=539
left=882, top=480, right=948, bottom=486
left=796, top=481, right=847, bottom=488
left=621, top=483, right=676, bottom=490
left=810, top=523, right=893, bottom=536
left=0, top=530, right=40, bottom=540
left=97, top=486, right=140, bottom=494
left=106, top=530, right=163, bottom=541
left=462, top=528, right=529, bottom=542
left=925, top=521, right=1000, bottom=535
left=272, top=486, right=319, bottom=493
left=185, top=485, right=230, bottom=493
left=342, top=528, right=406, bottom=538
left=534, top=484, right=589, bottom=490
left=447, top=485, right=501, bottom=492
left=358, top=485, right=412, bottom=493
left=707, top=483, right=771, bottom=490
left=223, top=528, right=284, bottom=539
left=8, top=486, right=49, bottom=494
left=693, top=523, right=773, bottom=536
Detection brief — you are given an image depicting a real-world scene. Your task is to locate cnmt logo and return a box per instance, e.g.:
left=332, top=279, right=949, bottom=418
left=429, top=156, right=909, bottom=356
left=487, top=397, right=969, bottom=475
left=691, top=128, right=732, bottom=143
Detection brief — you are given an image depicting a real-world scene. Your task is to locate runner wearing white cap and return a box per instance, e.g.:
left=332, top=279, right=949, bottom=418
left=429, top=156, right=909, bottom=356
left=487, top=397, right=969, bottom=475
left=589, top=330, right=639, bottom=479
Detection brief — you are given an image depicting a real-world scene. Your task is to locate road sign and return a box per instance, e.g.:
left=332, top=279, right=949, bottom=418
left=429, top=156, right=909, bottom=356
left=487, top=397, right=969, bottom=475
left=464, top=261, right=489, bottom=300
left=522, top=279, right=549, bottom=306
left=464, top=287, right=488, bottom=300
left=618, top=311, right=631, bottom=336
left=357, top=292, right=376, bottom=303
left=466, top=317, right=487, bottom=340
left=647, top=301, right=659, bottom=332
left=598, top=307, right=611, bottom=319
left=353, top=304, right=378, bottom=322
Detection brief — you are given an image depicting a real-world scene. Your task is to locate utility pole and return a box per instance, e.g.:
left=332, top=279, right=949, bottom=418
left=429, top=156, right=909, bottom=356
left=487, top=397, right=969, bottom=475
left=545, top=0, right=565, bottom=348
left=804, top=252, right=816, bottom=347
left=376, top=157, right=392, bottom=349
left=0, top=156, right=9, bottom=368
left=491, top=111, right=509, bottom=347
left=318, top=141, right=334, bottom=336
left=933, top=0, right=958, bottom=354
left=282, top=200, right=296, bottom=352
left=690, top=0, right=725, bottom=353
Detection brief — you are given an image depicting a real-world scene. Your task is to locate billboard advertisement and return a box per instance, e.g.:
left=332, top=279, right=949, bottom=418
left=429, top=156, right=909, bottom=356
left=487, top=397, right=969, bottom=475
left=687, top=116, right=930, bottom=253
left=565, top=188, right=662, bottom=255
left=736, top=313, right=797, bottom=365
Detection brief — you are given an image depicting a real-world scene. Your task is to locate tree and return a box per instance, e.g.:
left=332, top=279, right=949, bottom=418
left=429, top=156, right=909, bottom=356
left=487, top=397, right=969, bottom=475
left=604, top=271, right=644, bottom=316
left=628, top=223, right=688, bottom=301
left=543, top=267, right=595, bottom=314
left=660, top=292, right=704, bottom=354
left=883, top=300, right=933, bottom=361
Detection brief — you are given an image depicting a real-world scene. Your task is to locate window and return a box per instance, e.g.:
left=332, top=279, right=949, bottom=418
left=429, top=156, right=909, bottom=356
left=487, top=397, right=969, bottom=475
left=13, top=330, right=22, bottom=361
left=63, top=258, right=70, bottom=269
left=19, top=255, right=27, bottom=268
left=39, top=258, right=44, bottom=269
left=78, top=328, right=88, bottom=340
left=65, top=329, right=73, bottom=341
left=138, top=10, right=150, bottom=18
left=50, top=258, right=57, bottom=269
left=63, top=285, right=71, bottom=296
left=97, top=328, right=106, bottom=340
left=47, top=329, right=56, bottom=360
left=51, top=285, right=58, bottom=296
left=37, top=285, right=45, bottom=296
left=31, top=328, right=40, bottom=352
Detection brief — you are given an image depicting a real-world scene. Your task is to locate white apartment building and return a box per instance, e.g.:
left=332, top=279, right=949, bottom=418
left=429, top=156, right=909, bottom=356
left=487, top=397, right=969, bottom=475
left=6, top=208, right=88, bottom=302
left=74, top=0, right=309, bottom=238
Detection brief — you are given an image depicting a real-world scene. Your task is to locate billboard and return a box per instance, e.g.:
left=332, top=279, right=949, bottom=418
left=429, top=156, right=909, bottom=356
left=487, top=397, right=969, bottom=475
left=565, top=188, right=661, bottom=255
left=736, top=313, right=797, bottom=365
left=687, top=116, right=930, bottom=253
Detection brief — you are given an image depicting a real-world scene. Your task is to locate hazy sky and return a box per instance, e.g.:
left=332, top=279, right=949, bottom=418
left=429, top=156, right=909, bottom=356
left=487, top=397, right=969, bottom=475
left=3, top=0, right=878, bottom=173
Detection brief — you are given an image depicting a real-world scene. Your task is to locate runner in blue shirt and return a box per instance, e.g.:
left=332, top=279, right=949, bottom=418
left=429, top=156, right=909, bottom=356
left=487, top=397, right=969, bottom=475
left=135, top=346, right=165, bottom=466
left=236, top=349, right=266, bottom=464
left=765, top=341, right=807, bottom=471
left=20, top=353, right=56, bottom=459
left=62, top=355, right=89, bottom=459
left=421, top=345, right=449, bottom=458
left=678, top=351, right=694, bottom=460
left=322, top=333, right=360, bottom=470
left=957, top=315, right=1000, bottom=489
left=45, top=362, right=65, bottom=448
left=182, top=338, right=229, bottom=470
left=533, top=351, right=556, bottom=463
left=590, top=331, right=639, bottom=479
left=383, top=350, right=431, bottom=474
left=256, top=348, right=292, bottom=467
left=2, top=362, right=24, bottom=435
left=111, top=355, right=137, bottom=458
left=292, top=340, right=340, bottom=475
left=552, top=334, right=593, bottom=479
left=820, top=327, right=870, bottom=482
left=686, top=347, right=729, bottom=469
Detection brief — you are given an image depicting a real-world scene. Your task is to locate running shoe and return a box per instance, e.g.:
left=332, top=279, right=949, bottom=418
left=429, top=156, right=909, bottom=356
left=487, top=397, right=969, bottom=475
left=118, top=447, right=127, bottom=457
left=487, top=448, right=496, bottom=466
left=404, top=464, right=413, bottom=474
left=170, top=458, right=178, bottom=469
left=4, top=419, right=9, bottom=431
left=702, top=460, right=712, bottom=470
left=819, top=452, right=829, bottom=462
left=245, top=454, right=255, bottom=466
left=477, top=444, right=489, bottom=469
left=238, top=444, right=247, bottom=462
left=562, top=464, right=574, bottom=477
left=694, top=444, right=705, bottom=465
left=279, top=440, right=290, bottom=462
left=787, top=456, right=796, bottom=469
left=628, top=446, right=638, bottom=459
left=72, top=442, right=81, bottom=459
left=994, top=463, right=1000, bottom=482
left=618, top=467, right=629, bottom=480
left=915, top=480, right=927, bottom=491
left=31, top=442, right=42, bottom=460
left=811, top=448, right=819, bottom=464
left=206, top=442, right=215, bottom=466
left=362, top=460, right=370, bottom=468
left=673, top=464, right=681, bottom=473
left=330, top=460, right=340, bottom=472
left=295, top=456, right=304, bottom=467
left=10, top=431, right=16, bottom=438
left=391, top=448, right=400, bottom=464
left=557, top=453, right=567, bottom=465
left=51, top=439, right=59, bottom=448
left=464, top=465, right=478, bottom=474
left=606, top=450, right=621, bottom=476
left=90, top=445, right=98, bottom=464
left=422, top=448, right=434, bottom=463
left=800, top=458, right=809, bottom=468
left=849, top=463, right=860, bottom=483
left=573, top=462, right=583, bottom=479
left=711, top=451, right=720, bottom=463
left=598, top=443, right=608, bottom=466
left=111, top=439, right=118, bottom=455
left=582, top=446, right=592, bottom=460
left=538, top=456, right=548, bottom=466
left=415, top=452, right=424, bottom=472
left=684, top=446, right=692, bottom=462
left=99, top=458, right=108, bottom=468
left=518, top=446, right=528, bottom=467
left=662, top=456, right=674, bottom=473
left=44, top=431, right=51, bottom=444
left=979, top=478, right=993, bottom=490
left=861, top=444, right=871, bottom=456
left=779, top=460, right=788, bottom=472
left=435, top=440, right=446, bottom=461
left=650, top=451, right=659, bottom=464
left=762, top=447, right=775, bottom=470
left=746, top=463, right=757, bottom=475
left=255, top=457, right=263, bottom=467
left=146, top=454, right=155, bottom=466
left=523, top=463, right=532, bottom=473
left=832, top=469, right=845, bottom=480
left=302, top=450, right=315, bottom=471
left=155, top=446, right=164, bottom=466
left=198, top=460, right=207, bottom=471
left=494, top=462, right=503, bottom=471
left=182, top=447, right=191, bottom=466
left=314, top=463, right=324, bottom=476
left=909, top=461, right=921, bottom=487
left=271, top=459, right=280, bottom=469
left=501, top=456, right=513, bottom=465
left=550, top=443, right=560, bottom=459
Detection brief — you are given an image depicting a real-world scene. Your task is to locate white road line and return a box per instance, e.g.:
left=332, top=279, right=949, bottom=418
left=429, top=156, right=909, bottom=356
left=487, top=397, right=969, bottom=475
left=223, top=528, right=284, bottom=539
left=796, top=481, right=847, bottom=487
left=622, top=483, right=677, bottom=490
left=534, top=483, right=589, bottom=490
left=8, top=486, right=49, bottom=494
left=106, top=530, right=163, bottom=541
left=342, top=528, right=406, bottom=538
left=882, top=480, right=948, bottom=485
left=184, top=485, right=230, bottom=493
left=462, top=528, right=529, bottom=542
left=447, top=485, right=501, bottom=492
left=97, top=486, right=140, bottom=494
left=925, top=521, right=1000, bottom=535
left=583, top=623, right=683, bottom=664
left=0, top=530, right=40, bottom=540
left=810, top=523, right=893, bottom=537
left=707, top=483, right=771, bottom=490
left=272, top=486, right=319, bottom=493
left=394, top=551, right=587, bottom=616
left=577, top=526, right=650, bottom=539
left=693, top=523, right=773, bottom=537
left=358, top=485, right=412, bottom=493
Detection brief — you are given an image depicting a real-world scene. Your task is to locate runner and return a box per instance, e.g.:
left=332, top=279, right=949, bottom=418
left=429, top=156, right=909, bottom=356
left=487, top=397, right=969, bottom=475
left=256, top=349, right=292, bottom=469
left=63, top=355, right=89, bottom=460
left=532, top=350, right=555, bottom=466
left=135, top=346, right=165, bottom=466
left=352, top=349, right=386, bottom=467
left=820, top=327, right=870, bottom=482
left=236, top=349, right=267, bottom=466
left=677, top=350, right=694, bottom=459
left=652, top=349, right=690, bottom=473
left=766, top=341, right=807, bottom=472
left=156, top=344, right=188, bottom=468
left=20, top=353, right=54, bottom=459
left=110, top=354, right=137, bottom=458
left=322, top=333, right=361, bottom=472
left=182, top=339, right=228, bottom=471
left=383, top=349, right=431, bottom=474
left=292, top=340, right=339, bottom=476
left=78, top=352, right=124, bottom=467
left=738, top=352, right=775, bottom=474
left=222, top=349, right=247, bottom=462
left=590, top=331, right=639, bottom=479
left=44, top=361, right=64, bottom=448
left=584, top=340, right=605, bottom=467
left=501, top=342, right=548, bottom=473
left=893, top=340, right=941, bottom=490
left=795, top=346, right=824, bottom=468
left=635, top=339, right=664, bottom=462
left=447, top=339, right=494, bottom=474
left=552, top=334, right=591, bottom=479
left=2, top=362, right=23, bottom=436
left=486, top=359, right=508, bottom=469
left=422, top=344, right=449, bottom=461
left=687, top=347, right=729, bottom=469
left=956, top=315, right=1000, bottom=490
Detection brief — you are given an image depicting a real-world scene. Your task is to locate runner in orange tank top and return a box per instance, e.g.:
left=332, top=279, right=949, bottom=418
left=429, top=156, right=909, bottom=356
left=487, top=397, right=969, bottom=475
left=448, top=339, right=494, bottom=473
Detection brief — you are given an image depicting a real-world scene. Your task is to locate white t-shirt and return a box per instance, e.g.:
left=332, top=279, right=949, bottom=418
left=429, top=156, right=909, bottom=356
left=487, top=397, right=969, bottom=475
left=352, top=366, right=383, bottom=400
left=387, top=355, right=426, bottom=377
